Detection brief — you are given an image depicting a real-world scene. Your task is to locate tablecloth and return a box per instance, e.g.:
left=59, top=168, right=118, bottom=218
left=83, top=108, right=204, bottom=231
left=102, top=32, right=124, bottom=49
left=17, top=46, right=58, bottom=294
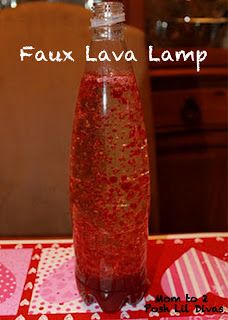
left=0, top=233, right=227, bottom=320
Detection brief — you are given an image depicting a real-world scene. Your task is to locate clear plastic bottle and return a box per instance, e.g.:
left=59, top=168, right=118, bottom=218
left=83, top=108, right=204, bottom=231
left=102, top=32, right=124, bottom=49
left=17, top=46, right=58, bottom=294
left=70, top=1, right=150, bottom=313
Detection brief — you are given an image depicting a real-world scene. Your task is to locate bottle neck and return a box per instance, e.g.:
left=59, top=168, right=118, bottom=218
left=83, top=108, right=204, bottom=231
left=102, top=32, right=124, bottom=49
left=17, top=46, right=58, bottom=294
left=91, top=1, right=125, bottom=40
left=92, top=24, right=124, bottom=41
left=87, top=3, right=130, bottom=75
left=86, top=24, right=132, bottom=75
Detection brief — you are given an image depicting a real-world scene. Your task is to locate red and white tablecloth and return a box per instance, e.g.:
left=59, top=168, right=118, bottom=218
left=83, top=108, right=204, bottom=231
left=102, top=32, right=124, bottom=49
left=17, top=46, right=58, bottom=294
left=0, top=233, right=227, bottom=320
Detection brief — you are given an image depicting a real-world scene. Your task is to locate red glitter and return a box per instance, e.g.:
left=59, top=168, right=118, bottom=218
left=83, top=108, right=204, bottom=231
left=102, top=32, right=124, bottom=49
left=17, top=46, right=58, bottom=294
left=70, top=72, right=150, bottom=312
left=109, top=176, right=118, bottom=183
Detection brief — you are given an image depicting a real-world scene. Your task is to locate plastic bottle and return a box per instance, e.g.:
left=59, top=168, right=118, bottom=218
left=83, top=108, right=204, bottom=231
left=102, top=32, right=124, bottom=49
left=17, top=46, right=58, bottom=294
left=70, top=1, right=150, bottom=313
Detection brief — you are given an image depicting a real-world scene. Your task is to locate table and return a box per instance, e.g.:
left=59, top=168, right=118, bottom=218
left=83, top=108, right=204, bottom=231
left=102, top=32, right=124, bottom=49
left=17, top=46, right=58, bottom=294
left=0, top=233, right=227, bottom=320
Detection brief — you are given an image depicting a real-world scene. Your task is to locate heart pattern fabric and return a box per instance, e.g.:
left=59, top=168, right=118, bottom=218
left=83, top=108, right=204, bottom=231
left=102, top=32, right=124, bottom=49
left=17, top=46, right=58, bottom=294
left=40, top=258, right=80, bottom=303
left=0, top=238, right=226, bottom=318
left=161, top=247, right=228, bottom=300
left=0, top=262, right=16, bottom=303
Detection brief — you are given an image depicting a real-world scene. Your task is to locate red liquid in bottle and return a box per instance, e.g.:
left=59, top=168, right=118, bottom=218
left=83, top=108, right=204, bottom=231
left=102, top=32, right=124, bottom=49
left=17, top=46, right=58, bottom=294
left=70, top=72, right=150, bottom=312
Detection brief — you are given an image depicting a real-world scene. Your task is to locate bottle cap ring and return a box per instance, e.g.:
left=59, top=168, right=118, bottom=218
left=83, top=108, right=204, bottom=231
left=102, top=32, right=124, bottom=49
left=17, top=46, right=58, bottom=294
left=91, top=13, right=125, bottom=28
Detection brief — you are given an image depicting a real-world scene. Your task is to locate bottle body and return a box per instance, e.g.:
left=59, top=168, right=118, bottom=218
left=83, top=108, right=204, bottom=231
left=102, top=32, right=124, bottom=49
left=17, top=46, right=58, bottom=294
left=70, top=3, right=150, bottom=312
left=70, top=70, right=150, bottom=312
